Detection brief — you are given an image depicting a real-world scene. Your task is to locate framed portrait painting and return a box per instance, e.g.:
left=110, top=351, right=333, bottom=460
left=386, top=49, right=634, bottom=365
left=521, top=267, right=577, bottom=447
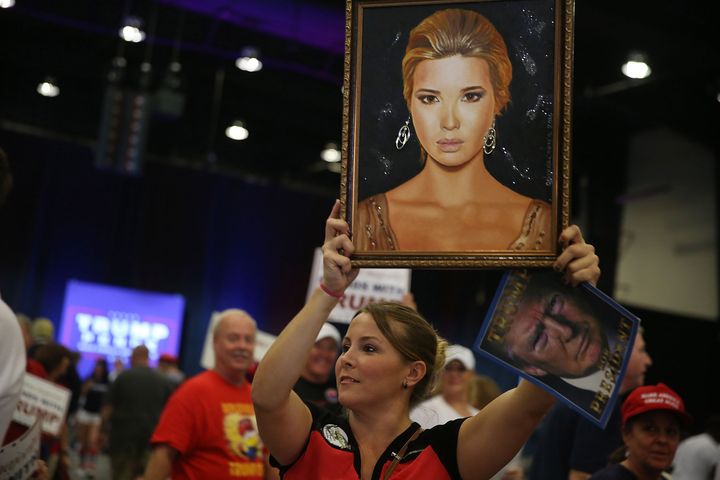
left=341, top=0, right=574, bottom=268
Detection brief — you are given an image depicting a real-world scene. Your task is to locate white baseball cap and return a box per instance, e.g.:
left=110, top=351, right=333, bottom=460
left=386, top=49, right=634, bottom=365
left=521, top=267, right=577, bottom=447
left=316, top=322, right=341, bottom=347
left=444, top=344, right=476, bottom=371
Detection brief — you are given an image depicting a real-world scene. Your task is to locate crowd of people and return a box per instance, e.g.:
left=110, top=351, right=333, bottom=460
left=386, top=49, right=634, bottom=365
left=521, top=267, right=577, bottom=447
left=1, top=283, right=715, bottom=480
left=0, top=312, right=187, bottom=479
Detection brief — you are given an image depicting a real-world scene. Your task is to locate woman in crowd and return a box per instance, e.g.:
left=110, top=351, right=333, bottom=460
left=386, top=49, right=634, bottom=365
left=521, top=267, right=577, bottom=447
left=33, top=343, right=73, bottom=479
left=76, top=357, right=110, bottom=473
left=411, top=344, right=479, bottom=429
left=252, top=201, right=599, bottom=479
left=589, top=383, right=689, bottom=480
left=356, top=8, right=550, bottom=252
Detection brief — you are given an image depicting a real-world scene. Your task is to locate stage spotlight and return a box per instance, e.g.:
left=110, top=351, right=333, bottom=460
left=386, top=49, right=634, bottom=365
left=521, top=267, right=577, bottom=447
left=225, top=121, right=249, bottom=141
left=119, top=16, right=146, bottom=43
left=0, top=0, right=16, bottom=8
left=236, top=47, right=263, bottom=72
left=321, top=143, right=341, bottom=162
left=37, top=77, right=60, bottom=97
left=621, top=51, right=651, bottom=79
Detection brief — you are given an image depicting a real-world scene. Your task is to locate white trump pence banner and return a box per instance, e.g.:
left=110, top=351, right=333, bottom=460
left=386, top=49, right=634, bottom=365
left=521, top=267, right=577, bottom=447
left=12, top=374, right=70, bottom=437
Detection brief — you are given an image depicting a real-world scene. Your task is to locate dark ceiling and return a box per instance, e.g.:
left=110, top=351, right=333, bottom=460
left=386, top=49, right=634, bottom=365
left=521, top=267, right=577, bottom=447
left=1, top=0, right=718, bottom=195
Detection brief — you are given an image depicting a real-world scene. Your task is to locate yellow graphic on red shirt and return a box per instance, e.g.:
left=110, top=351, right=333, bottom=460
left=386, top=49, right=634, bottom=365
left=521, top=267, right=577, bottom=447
left=223, top=412, right=263, bottom=460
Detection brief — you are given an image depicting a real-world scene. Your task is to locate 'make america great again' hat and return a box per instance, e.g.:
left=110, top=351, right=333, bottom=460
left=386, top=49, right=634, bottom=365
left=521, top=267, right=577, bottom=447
left=621, top=383, right=691, bottom=427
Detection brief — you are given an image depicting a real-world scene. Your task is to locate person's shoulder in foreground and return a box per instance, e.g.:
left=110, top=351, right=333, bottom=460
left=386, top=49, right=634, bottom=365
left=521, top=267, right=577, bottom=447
left=0, top=297, right=26, bottom=441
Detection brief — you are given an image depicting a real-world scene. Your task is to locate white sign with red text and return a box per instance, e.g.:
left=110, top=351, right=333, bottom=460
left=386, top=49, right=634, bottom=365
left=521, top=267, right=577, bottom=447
left=0, top=419, right=41, bottom=480
left=12, top=374, right=70, bottom=437
left=306, top=248, right=412, bottom=324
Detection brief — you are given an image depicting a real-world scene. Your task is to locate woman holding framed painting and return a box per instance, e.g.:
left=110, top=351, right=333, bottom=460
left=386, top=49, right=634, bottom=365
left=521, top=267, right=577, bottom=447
left=252, top=201, right=600, bottom=480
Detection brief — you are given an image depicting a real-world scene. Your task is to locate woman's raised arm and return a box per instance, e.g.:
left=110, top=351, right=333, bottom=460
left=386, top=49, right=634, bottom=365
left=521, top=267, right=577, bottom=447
left=252, top=200, right=358, bottom=465
left=455, top=224, right=600, bottom=479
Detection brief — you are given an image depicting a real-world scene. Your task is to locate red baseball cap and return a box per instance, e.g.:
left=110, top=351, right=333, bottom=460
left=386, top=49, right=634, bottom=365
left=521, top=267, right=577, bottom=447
left=621, top=383, right=691, bottom=426
left=159, top=353, right=178, bottom=364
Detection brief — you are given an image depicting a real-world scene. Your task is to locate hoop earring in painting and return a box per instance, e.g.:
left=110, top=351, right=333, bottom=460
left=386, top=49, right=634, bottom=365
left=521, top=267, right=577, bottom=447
left=483, top=120, right=496, bottom=155
left=395, top=117, right=411, bottom=150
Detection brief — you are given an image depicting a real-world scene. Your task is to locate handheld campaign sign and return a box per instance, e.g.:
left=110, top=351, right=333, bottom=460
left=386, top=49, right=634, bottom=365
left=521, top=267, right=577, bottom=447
left=475, top=270, right=639, bottom=428
left=12, top=374, right=71, bottom=437
left=0, top=420, right=41, bottom=480
left=306, top=248, right=411, bottom=324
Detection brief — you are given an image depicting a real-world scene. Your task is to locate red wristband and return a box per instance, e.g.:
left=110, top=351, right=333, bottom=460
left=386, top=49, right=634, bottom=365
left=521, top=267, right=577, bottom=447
left=319, top=282, right=344, bottom=299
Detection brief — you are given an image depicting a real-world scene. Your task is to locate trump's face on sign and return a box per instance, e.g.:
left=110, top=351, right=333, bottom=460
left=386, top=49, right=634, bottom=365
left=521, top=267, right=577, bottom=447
left=504, top=287, right=606, bottom=378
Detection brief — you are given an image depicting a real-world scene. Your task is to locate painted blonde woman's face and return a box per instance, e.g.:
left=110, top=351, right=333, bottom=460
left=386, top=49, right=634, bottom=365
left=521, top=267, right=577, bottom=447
left=410, top=55, right=496, bottom=168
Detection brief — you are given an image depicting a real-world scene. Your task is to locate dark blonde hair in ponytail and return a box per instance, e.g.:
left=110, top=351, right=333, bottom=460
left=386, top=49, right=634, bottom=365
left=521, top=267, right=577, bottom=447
left=357, top=302, right=447, bottom=408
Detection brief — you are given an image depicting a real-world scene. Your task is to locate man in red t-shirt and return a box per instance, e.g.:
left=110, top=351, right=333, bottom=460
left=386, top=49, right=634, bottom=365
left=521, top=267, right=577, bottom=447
left=144, top=309, right=278, bottom=480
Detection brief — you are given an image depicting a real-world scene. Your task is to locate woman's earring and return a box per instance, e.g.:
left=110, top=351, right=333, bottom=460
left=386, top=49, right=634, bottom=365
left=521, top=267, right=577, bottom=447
left=483, top=120, right=496, bottom=155
left=402, top=379, right=408, bottom=389
left=395, top=117, right=411, bottom=150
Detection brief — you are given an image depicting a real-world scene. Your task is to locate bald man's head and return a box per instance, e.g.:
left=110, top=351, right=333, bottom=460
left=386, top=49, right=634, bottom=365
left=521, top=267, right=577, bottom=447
left=212, top=309, right=257, bottom=384
left=131, top=344, right=150, bottom=367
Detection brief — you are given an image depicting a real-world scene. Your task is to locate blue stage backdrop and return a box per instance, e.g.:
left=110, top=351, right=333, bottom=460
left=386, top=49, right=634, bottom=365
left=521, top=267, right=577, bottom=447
left=0, top=132, right=330, bottom=376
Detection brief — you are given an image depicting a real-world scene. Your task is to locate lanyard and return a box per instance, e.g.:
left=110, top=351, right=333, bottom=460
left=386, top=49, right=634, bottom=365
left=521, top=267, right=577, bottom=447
left=381, top=426, right=424, bottom=480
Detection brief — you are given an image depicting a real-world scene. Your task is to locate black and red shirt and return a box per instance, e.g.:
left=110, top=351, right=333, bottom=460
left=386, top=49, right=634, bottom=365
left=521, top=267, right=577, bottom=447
left=272, top=403, right=465, bottom=479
